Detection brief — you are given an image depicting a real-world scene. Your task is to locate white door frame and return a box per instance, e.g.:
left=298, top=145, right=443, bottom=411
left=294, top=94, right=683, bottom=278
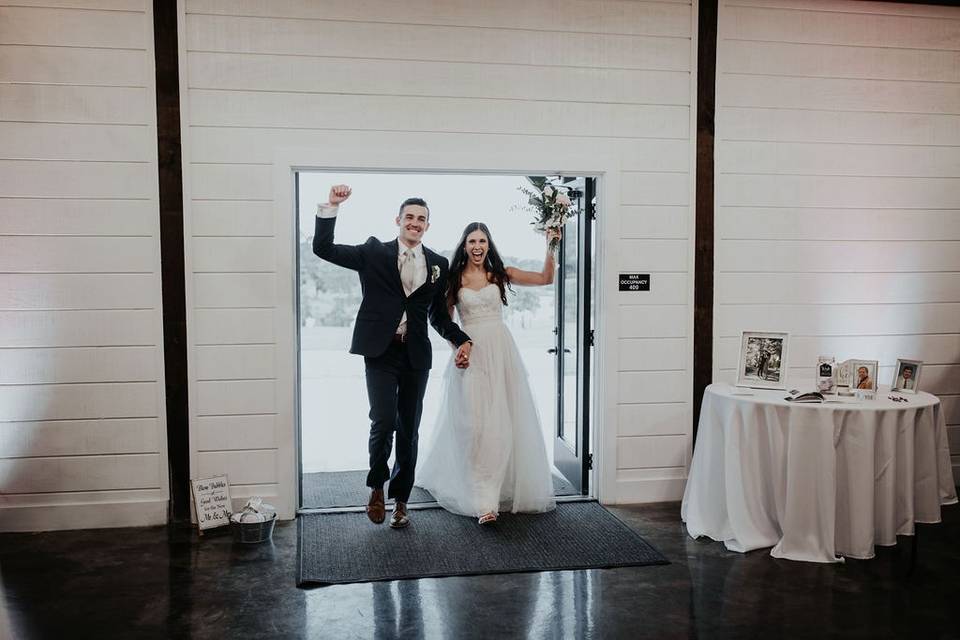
left=272, top=139, right=621, bottom=519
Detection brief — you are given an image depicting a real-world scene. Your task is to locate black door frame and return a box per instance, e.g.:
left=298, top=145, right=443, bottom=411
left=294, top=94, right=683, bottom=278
left=552, top=177, right=595, bottom=495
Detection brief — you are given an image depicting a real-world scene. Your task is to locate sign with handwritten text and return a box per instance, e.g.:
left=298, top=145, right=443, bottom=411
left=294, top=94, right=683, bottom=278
left=191, top=475, right=232, bottom=530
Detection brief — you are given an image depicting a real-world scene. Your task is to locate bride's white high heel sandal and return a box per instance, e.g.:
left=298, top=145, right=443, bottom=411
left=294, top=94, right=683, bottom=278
left=478, top=512, right=498, bottom=525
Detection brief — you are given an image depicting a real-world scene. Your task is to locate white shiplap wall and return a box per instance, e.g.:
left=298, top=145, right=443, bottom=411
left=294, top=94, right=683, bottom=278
left=180, top=0, right=698, bottom=515
left=0, top=1, right=169, bottom=530
left=715, top=0, right=960, bottom=480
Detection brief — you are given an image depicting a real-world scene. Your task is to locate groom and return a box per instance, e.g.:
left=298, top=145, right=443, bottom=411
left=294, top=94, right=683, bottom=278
left=313, top=185, right=473, bottom=528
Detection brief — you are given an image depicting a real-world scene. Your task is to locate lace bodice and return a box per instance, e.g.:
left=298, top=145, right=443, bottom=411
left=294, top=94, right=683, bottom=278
left=456, top=283, right=503, bottom=326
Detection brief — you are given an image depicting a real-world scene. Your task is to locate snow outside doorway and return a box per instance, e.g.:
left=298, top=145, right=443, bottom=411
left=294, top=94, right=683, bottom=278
left=297, top=173, right=559, bottom=478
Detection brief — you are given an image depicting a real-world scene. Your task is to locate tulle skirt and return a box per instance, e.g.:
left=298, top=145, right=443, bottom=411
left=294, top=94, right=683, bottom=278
left=417, top=318, right=557, bottom=517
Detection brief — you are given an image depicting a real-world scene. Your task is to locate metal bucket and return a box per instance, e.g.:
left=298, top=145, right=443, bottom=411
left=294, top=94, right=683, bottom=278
left=231, top=512, right=277, bottom=544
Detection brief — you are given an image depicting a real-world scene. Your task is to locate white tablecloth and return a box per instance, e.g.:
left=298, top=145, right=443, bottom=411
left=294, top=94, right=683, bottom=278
left=681, top=383, right=957, bottom=563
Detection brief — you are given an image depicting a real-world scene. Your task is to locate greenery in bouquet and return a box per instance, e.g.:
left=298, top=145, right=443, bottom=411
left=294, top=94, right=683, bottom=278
left=514, top=176, right=576, bottom=252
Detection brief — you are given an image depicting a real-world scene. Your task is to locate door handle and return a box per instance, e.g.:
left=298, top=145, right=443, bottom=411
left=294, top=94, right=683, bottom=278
left=547, top=348, right=573, bottom=354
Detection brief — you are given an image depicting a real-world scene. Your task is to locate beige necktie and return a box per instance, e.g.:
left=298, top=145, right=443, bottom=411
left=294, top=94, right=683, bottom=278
left=400, top=248, right=416, bottom=296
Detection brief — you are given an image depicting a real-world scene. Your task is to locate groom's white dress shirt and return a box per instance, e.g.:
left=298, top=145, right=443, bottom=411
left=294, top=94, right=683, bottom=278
left=317, top=203, right=426, bottom=338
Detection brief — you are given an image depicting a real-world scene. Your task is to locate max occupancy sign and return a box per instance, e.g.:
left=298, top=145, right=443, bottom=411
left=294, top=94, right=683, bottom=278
left=619, top=273, right=650, bottom=292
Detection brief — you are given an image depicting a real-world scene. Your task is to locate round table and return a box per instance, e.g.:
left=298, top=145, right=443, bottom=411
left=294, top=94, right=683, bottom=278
left=681, top=383, right=957, bottom=563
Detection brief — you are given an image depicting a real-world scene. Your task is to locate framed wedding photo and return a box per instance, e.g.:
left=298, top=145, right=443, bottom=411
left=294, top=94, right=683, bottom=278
left=891, top=358, right=923, bottom=394
left=836, top=359, right=854, bottom=395
left=849, top=359, right=879, bottom=392
left=737, top=331, right=790, bottom=390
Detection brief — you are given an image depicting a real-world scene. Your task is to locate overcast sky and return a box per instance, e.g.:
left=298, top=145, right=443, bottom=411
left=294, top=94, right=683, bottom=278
left=297, top=172, right=554, bottom=261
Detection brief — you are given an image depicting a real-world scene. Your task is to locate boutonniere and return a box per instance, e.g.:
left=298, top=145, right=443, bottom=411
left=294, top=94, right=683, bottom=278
left=430, top=265, right=441, bottom=284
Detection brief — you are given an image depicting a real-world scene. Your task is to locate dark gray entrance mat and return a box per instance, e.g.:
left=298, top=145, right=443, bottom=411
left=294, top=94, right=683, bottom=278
left=297, top=501, right=668, bottom=586
left=302, top=470, right=578, bottom=509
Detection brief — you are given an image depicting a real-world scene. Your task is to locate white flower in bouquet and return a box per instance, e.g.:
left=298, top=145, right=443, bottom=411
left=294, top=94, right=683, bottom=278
left=542, top=185, right=554, bottom=197
left=555, top=192, right=572, bottom=207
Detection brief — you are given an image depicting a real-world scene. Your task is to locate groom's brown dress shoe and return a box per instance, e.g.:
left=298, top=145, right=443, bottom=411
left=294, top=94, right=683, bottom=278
left=366, top=488, right=385, bottom=524
left=390, top=502, right=410, bottom=529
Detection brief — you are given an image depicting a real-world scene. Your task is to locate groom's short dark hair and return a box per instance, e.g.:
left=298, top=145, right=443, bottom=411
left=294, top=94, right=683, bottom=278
left=399, top=197, right=429, bottom=220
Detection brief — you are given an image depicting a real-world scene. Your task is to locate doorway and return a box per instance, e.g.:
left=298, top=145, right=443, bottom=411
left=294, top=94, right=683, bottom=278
left=294, top=172, right=595, bottom=510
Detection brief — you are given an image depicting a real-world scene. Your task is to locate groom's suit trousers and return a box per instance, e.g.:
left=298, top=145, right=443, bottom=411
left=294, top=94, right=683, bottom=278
left=364, top=340, right=429, bottom=502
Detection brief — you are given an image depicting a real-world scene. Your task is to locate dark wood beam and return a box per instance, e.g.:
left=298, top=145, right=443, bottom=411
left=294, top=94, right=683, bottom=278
left=153, top=0, right=190, bottom=523
left=693, top=0, right=718, bottom=441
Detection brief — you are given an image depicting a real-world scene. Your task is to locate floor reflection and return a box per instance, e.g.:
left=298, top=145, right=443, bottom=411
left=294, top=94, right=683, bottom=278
left=303, top=569, right=607, bottom=638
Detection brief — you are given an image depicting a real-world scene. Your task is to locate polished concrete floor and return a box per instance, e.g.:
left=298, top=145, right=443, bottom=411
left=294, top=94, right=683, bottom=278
left=2, top=502, right=958, bottom=639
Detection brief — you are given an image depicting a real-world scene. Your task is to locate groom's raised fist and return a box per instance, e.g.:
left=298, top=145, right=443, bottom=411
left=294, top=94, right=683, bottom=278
left=329, top=184, right=352, bottom=205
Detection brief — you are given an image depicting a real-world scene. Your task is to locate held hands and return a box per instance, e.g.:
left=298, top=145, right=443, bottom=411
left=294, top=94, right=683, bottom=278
left=329, top=184, right=352, bottom=205
left=455, top=341, right=472, bottom=369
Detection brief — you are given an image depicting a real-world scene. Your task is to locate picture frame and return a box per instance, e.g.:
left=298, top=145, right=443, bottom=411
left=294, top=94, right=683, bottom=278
left=836, top=359, right=854, bottom=396
left=849, top=360, right=879, bottom=393
left=736, top=331, right=790, bottom=390
left=816, top=356, right=838, bottom=396
left=891, top=358, right=923, bottom=394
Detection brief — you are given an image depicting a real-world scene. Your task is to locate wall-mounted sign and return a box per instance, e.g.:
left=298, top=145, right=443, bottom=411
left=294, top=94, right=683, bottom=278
left=191, top=475, right=232, bottom=533
left=619, top=273, right=650, bottom=291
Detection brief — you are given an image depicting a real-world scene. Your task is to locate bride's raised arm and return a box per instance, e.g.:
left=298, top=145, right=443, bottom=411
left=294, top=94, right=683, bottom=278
left=505, top=229, right=561, bottom=286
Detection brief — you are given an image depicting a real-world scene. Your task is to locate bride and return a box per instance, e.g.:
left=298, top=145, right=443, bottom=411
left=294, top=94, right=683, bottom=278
left=417, top=222, right=559, bottom=524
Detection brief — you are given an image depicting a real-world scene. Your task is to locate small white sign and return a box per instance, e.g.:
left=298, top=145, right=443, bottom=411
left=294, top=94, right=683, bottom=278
left=191, top=475, right=232, bottom=531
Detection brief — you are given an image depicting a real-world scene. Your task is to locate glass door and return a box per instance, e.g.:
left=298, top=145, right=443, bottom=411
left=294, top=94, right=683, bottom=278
left=552, top=178, right=594, bottom=494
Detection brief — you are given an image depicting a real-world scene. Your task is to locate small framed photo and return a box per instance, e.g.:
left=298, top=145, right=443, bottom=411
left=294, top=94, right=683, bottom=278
left=837, top=359, right=854, bottom=395
left=737, top=331, right=790, bottom=390
left=816, top=356, right=838, bottom=395
left=849, top=360, right=879, bottom=392
left=891, top=359, right=922, bottom=394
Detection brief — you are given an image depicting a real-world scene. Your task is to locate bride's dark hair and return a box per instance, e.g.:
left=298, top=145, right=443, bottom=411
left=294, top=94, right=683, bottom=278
left=448, top=222, right=512, bottom=307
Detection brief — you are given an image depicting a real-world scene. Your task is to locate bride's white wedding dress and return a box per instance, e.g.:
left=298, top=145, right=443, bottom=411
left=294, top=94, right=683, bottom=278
left=417, top=283, right=557, bottom=517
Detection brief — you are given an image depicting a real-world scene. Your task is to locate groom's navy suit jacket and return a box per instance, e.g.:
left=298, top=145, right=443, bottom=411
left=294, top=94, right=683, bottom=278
left=313, top=216, right=470, bottom=370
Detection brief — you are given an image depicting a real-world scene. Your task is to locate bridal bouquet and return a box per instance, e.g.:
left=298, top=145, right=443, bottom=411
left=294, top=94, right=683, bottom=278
left=515, top=180, right=575, bottom=252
